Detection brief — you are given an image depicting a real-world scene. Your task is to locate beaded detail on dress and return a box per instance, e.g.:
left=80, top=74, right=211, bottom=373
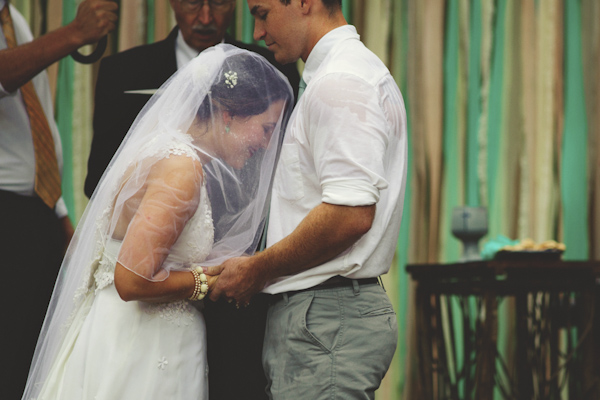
left=140, top=300, right=196, bottom=327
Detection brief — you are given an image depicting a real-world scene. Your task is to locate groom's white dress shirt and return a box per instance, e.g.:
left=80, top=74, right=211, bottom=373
left=263, top=25, right=408, bottom=294
left=0, top=1, right=67, bottom=217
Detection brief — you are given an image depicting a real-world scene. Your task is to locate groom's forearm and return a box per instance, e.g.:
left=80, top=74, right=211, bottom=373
left=256, top=202, right=375, bottom=281
left=208, top=203, right=375, bottom=302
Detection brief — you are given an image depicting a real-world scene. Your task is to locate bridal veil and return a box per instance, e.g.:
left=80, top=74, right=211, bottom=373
left=22, top=44, right=292, bottom=399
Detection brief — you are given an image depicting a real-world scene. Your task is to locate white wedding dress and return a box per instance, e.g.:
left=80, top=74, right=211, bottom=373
left=33, top=141, right=214, bottom=400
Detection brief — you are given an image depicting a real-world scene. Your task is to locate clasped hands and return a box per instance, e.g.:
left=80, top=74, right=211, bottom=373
left=201, top=256, right=267, bottom=308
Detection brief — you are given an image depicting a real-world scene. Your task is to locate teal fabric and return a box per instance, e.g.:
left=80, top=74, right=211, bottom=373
left=481, top=234, right=519, bottom=260
left=561, top=0, right=589, bottom=260
left=387, top=1, right=411, bottom=396
left=394, top=0, right=410, bottom=393
left=242, top=3, right=254, bottom=44
left=486, top=5, right=509, bottom=399
left=56, top=0, right=76, bottom=222
left=342, top=1, right=352, bottom=22
left=466, top=0, right=482, bottom=207
left=146, top=0, right=155, bottom=44
left=441, top=0, right=462, bottom=264
left=486, top=0, right=506, bottom=238
left=441, top=3, right=465, bottom=395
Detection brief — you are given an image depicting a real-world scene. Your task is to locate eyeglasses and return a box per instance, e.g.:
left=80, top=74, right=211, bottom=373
left=180, top=0, right=235, bottom=14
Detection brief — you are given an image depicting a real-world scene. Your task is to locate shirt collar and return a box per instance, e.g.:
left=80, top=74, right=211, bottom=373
left=175, top=30, right=201, bottom=69
left=175, top=30, right=227, bottom=69
left=301, top=25, right=359, bottom=86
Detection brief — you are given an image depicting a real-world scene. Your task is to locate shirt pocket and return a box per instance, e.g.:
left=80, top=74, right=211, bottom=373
left=275, top=143, right=304, bottom=201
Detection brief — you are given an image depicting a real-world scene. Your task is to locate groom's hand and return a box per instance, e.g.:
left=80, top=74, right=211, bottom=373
left=204, top=256, right=266, bottom=304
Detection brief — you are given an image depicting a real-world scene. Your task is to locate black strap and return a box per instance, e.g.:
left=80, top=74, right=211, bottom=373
left=70, top=35, right=107, bottom=64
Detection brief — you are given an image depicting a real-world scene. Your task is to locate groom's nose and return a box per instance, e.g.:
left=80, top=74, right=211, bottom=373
left=253, top=21, right=265, bottom=42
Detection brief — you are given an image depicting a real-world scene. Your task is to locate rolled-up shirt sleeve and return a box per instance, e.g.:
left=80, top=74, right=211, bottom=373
left=305, top=73, right=389, bottom=206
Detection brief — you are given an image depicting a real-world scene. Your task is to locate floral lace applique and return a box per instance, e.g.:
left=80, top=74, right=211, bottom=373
left=94, top=254, right=116, bottom=293
left=165, top=143, right=195, bottom=158
left=140, top=300, right=196, bottom=327
left=143, top=132, right=200, bottom=162
left=158, top=356, right=169, bottom=370
left=72, top=202, right=114, bottom=306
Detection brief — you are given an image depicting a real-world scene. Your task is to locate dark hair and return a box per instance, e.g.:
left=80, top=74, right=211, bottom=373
left=197, top=52, right=292, bottom=120
left=279, top=0, right=342, bottom=13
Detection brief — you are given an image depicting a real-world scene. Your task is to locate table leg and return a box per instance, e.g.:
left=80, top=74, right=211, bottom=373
left=474, top=291, right=497, bottom=400
left=516, top=292, right=533, bottom=399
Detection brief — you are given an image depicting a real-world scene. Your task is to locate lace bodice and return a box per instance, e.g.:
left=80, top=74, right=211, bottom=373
left=88, top=137, right=215, bottom=325
left=93, top=182, right=214, bottom=293
left=94, top=134, right=215, bottom=289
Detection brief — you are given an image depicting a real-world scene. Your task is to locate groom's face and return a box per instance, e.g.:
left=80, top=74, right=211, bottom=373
left=171, top=0, right=236, bottom=52
left=248, top=0, right=308, bottom=64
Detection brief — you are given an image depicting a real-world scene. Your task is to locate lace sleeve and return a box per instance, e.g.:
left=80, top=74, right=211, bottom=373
left=115, top=145, right=204, bottom=281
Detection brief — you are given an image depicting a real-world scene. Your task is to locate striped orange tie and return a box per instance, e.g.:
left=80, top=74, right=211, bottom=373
left=1, top=2, right=62, bottom=208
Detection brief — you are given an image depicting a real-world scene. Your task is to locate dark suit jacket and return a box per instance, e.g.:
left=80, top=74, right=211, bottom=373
left=85, top=28, right=300, bottom=400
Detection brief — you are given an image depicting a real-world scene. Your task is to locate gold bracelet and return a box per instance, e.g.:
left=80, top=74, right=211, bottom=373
left=188, top=267, right=209, bottom=301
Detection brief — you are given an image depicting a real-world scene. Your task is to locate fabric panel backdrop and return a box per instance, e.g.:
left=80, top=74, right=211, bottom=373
left=11, top=0, right=597, bottom=399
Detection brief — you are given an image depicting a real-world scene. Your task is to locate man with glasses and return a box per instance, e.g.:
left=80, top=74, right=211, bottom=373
left=85, top=1, right=299, bottom=399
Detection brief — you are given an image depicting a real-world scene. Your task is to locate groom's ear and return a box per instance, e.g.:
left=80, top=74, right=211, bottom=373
left=299, top=0, right=310, bottom=14
left=299, top=0, right=317, bottom=15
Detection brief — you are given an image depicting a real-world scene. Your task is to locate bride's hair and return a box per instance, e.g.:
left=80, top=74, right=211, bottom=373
left=197, top=52, right=291, bottom=121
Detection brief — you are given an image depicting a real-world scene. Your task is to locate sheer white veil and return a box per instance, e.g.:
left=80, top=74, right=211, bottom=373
left=22, top=44, right=292, bottom=399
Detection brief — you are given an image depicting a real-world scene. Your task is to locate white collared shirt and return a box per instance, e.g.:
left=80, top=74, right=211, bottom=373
left=0, top=1, right=67, bottom=216
left=175, top=31, right=226, bottom=70
left=175, top=30, right=200, bottom=69
left=263, top=25, right=408, bottom=293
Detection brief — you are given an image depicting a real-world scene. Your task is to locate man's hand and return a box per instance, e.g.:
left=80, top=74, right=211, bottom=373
left=69, top=0, right=118, bottom=46
left=204, top=256, right=267, bottom=305
left=205, top=273, right=219, bottom=291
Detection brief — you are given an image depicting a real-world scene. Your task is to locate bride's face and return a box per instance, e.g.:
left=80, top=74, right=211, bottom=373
left=220, top=99, right=285, bottom=169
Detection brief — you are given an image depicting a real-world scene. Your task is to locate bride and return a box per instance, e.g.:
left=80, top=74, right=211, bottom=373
left=22, top=44, right=292, bottom=400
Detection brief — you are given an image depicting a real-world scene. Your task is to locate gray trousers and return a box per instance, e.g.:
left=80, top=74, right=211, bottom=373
left=262, top=281, right=398, bottom=400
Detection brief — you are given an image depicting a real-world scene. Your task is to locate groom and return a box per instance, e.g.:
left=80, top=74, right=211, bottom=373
left=85, top=1, right=299, bottom=399
left=207, top=0, right=407, bottom=398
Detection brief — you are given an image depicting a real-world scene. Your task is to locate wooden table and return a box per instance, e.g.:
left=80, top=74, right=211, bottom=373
left=406, top=260, right=600, bottom=400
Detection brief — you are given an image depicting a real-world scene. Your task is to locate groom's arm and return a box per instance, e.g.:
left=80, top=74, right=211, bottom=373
left=207, top=202, right=375, bottom=304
